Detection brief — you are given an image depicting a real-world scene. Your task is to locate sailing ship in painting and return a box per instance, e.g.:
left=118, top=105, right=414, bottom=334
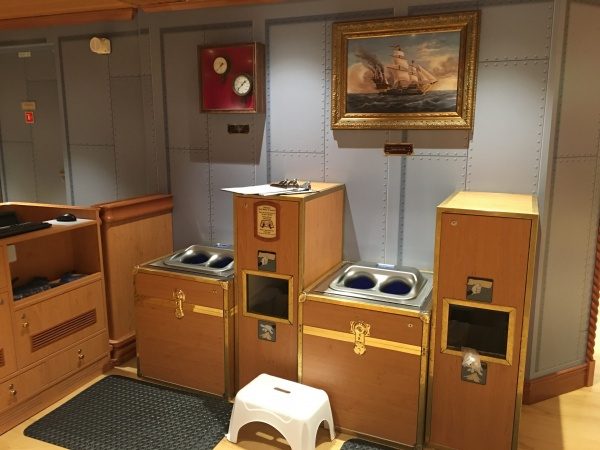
left=348, top=41, right=457, bottom=114
left=356, top=46, right=438, bottom=95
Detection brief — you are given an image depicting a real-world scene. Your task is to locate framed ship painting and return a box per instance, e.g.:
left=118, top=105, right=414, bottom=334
left=331, top=11, right=480, bottom=130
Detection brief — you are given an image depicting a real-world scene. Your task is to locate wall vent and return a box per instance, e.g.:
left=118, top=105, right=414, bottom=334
left=31, top=310, right=97, bottom=352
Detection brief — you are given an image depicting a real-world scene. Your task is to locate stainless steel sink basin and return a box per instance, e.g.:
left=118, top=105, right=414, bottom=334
left=161, top=244, right=234, bottom=275
left=319, top=262, right=432, bottom=310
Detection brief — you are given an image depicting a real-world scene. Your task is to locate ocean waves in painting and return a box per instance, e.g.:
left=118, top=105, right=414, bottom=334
left=347, top=90, right=456, bottom=114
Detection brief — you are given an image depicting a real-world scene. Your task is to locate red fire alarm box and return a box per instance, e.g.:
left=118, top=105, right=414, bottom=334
left=24, top=111, right=35, bottom=124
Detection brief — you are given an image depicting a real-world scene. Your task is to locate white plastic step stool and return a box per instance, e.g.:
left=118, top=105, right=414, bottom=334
left=226, top=373, right=335, bottom=450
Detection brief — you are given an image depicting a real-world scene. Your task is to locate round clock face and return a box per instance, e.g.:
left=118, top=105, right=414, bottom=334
left=233, top=74, right=252, bottom=96
left=212, top=56, right=228, bottom=75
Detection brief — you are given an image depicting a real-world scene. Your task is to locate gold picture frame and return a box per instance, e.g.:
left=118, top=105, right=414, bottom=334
left=331, top=11, right=480, bottom=130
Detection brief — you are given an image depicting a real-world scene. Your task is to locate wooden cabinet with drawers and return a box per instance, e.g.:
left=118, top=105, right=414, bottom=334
left=0, top=202, right=109, bottom=434
left=134, top=265, right=234, bottom=398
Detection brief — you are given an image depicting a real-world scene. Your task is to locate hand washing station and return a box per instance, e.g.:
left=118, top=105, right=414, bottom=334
left=159, top=244, right=234, bottom=276
left=300, top=261, right=432, bottom=447
left=325, top=262, right=432, bottom=309
left=134, top=244, right=235, bottom=397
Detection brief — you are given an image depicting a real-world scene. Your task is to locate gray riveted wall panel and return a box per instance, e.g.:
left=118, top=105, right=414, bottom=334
left=269, top=21, right=325, bottom=153
left=111, top=76, right=148, bottom=199
left=24, top=48, right=57, bottom=81
left=326, top=129, right=388, bottom=262
left=0, top=53, right=29, bottom=143
left=169, top=149, right=210, bottom=248
left=139, top=32, right=152, bottom=76
left=69, top=145, right=116, bottom=205
left=479, top=2, right=553, bottom=61
left=536, top=157, right=597, bottom=373
left=402, top=156, right=467, bottom=271
left=204, top=25, right=253, bottom=46
left=108, top=32, right=147, bottom=78
left=28, top=80, right=66, bottom=204
left=141, top=74, right=159, bottom=193
left=163, top=29, right=208, bottom=150
left=208, top=114, right=261, bottom=244
left=270, top=152, right=325, bottom=182
left=406, top=130, right=470, bottom=151
left=467, top=61, right=547, bottom=194
left=556, top=2, right=600, bottom=158
left=61, top=38, right=113, bottom=146
left=2, top=142, right=35, bottom=201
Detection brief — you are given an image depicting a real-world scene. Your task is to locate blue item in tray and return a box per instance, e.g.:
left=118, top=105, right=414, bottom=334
left=13, top=277, right=51, bottom=300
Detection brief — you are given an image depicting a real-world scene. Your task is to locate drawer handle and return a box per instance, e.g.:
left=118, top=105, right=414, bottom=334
left=172, top=289, right=186, bottom=319
left=78, top=349, right=85, bottom=360
left=8, top=384, right=17, bottom=396
left=350, top=321, right=370, bottom=356
left=22, top=321, right=29, bottom=328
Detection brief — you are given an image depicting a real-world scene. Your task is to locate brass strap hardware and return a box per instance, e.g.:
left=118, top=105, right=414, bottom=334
left=172, top=289, right=186, bottom=319
left=303, top=325, right=422, bottom=355
left=350, top=321, right=370, bottom=355
left=8, top=384, right=16, bottom=396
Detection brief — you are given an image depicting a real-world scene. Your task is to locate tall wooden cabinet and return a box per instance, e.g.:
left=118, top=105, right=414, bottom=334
left=94, top=194, right=173, bottom=365
left=0, top=202, right=109, bottom=434
left=234, top=183, right=344, bottom=389
left=426, top=192, right=538, bottom=450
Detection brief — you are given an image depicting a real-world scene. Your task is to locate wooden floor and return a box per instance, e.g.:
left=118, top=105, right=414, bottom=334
left=0, top=357, right=598, bottom=450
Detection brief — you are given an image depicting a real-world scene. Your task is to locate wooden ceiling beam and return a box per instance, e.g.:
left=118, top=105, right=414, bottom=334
left=0, top=8, right=136, bottom=31
left=141, top=0, right=282, bottom=13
